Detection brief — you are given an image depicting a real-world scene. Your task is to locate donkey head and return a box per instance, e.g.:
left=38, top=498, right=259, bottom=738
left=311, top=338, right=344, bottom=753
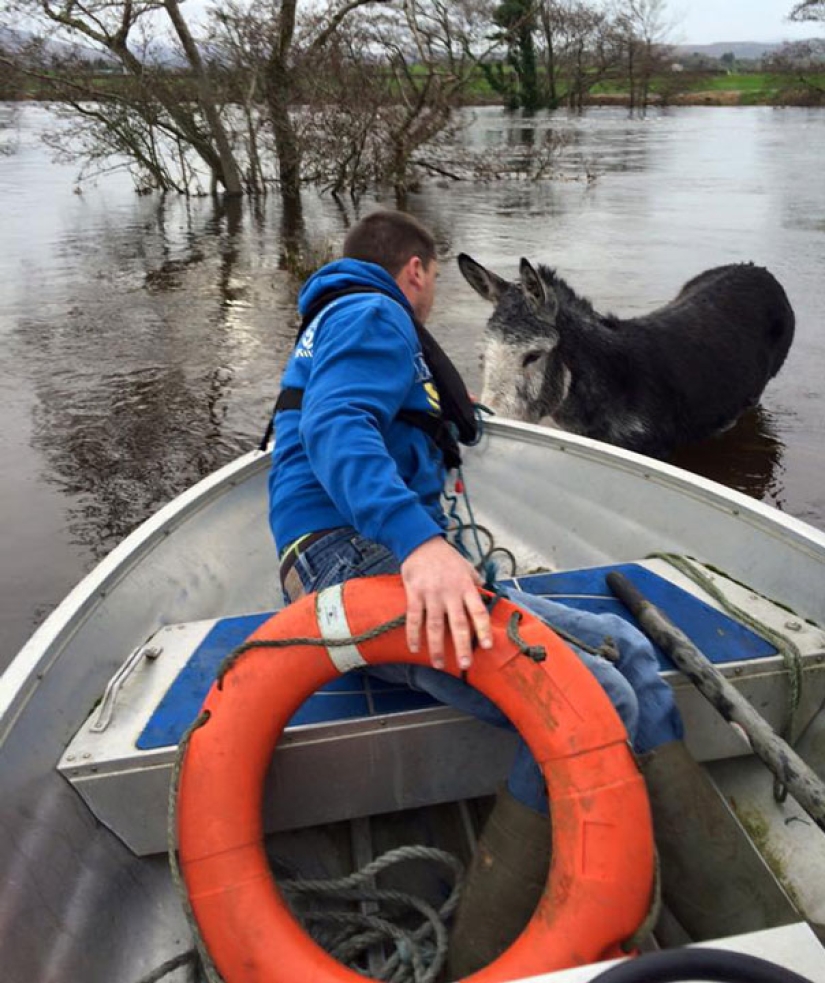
left=458, top=253, right=567, bottom=423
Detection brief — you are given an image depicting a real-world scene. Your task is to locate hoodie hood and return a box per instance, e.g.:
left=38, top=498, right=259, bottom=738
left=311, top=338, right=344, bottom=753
left=298, top=259, right=412, bottom=318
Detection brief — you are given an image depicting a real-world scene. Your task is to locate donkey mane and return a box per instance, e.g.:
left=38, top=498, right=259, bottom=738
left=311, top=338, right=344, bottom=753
left=536, top=264, right=603, bottom=325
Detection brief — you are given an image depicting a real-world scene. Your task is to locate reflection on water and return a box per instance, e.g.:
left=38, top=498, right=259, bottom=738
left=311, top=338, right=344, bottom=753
left=669, top=407, right=786, bottom=510
left=12, top=192, right=303, bottom=562
left=2, top=103, right=825, bottom=664
left=29, top=361, right=239, bottom=559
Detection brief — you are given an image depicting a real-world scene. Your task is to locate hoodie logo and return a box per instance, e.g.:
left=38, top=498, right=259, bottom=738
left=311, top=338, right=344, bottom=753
left=294, top=295, right=354, bottom=360
left=414, top=353, right=431, bottom=382
left=296, top=319, right=319, bottom=359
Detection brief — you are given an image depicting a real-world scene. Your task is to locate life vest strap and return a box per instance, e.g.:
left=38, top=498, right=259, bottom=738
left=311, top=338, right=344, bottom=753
left=269, top=386, right=461, bottom=470
left=261, top=285, right=477, bottom=468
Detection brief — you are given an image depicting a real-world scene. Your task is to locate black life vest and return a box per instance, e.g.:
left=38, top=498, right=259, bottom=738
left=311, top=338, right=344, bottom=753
left=260, top=286, right=478, bottom=470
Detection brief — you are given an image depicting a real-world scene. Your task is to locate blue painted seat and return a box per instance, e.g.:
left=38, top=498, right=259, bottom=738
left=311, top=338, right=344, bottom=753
left=138, top=563, right=775, bottom=751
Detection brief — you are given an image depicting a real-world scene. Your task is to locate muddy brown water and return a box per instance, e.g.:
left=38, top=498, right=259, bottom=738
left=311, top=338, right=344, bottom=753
left=2, top=103, right=824, bottom=669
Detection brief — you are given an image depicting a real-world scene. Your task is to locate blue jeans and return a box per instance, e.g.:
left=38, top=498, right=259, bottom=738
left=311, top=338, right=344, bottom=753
left=281, top=528, right=682, bottom=813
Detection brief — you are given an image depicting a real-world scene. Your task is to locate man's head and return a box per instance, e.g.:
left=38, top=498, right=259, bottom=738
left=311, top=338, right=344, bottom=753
left=343, top=210, right=438, bottom=322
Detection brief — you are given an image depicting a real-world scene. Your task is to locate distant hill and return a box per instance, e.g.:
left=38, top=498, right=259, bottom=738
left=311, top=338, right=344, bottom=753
left=0, top=26, right=117, bottom=63
left=0, top=26, right=181, bottom=67
left=674, top=41, right=786, bottom=60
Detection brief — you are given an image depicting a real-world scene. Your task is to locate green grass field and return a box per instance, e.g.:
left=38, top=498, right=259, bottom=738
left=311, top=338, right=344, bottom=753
left=590, top=71, right=824, bottom=105
left=458, top=67, right=825, bottom=107
left=10, top=66, right=825, bottom=107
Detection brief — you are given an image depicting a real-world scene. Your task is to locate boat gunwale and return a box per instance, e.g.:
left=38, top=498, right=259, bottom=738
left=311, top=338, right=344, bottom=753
left=0, top=449, right=271, bottom=740
left=482, top=420, right=825, bottom=559
left=4, top=420, right=825, bottom=742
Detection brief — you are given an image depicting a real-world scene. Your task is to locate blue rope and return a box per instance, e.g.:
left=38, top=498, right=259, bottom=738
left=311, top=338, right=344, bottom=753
left=467, top=402, right=493, bottom=446
left=444, top=409, right=501, bottom=590
left=457, top=465, right=498, bottom=589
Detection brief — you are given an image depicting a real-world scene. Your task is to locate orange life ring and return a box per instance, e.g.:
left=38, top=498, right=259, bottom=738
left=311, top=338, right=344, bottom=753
left=177, top=574, right=654, bottom=983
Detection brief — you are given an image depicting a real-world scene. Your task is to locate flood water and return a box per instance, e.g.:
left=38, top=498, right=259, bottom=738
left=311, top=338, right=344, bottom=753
left=2, top=103, right=825, bottom=668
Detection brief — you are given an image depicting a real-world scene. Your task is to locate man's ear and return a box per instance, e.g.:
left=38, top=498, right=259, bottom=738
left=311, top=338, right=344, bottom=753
left=409, top=255, right=427, bottom=286
left=398, top=254, right=425, bottom=289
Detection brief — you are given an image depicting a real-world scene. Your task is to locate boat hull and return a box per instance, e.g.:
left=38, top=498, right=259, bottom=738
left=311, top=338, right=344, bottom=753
left=3, top=420, right=825, bottom=983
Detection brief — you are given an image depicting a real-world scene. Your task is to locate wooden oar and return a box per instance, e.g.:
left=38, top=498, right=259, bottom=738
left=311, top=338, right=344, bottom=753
left=606, top=571, right=825, bottom=833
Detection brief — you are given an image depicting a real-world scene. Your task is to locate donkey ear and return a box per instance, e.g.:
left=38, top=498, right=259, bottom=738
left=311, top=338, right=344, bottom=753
left=520, top=258, right=559, bottom=321
left=457, top=253, right=509, bottom=304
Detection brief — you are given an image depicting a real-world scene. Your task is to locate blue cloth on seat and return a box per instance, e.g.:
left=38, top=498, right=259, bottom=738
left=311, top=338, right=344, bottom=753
left=501, top=587, right=684, bottom=756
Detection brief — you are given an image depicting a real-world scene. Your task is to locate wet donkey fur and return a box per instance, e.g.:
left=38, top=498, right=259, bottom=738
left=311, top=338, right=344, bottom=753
left=458, top=255, right=795, bottom=459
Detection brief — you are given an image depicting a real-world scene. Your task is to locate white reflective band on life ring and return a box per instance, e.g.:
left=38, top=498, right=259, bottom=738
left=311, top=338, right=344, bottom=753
left=315, top=583, right=368, bottom=672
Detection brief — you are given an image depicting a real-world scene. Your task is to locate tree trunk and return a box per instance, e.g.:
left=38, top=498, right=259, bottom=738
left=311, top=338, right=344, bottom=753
left=163, top=0, right=243, bottom=196
left=518, top=24, right=539, bottom=112
left=541, top=12, right=557, bottom=108
left=266, top=0, right=303, bottom=215
left=43, top=6, right=231, bottom=189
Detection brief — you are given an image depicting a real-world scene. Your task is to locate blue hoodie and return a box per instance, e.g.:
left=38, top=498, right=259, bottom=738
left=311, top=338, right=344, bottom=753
left=268, top=259, right=448, bottom=562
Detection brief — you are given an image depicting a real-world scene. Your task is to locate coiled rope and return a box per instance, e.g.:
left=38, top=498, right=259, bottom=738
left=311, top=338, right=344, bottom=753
left=445, top=468, right=518, bottom=585
left=280, top=845, right=464, bottom=983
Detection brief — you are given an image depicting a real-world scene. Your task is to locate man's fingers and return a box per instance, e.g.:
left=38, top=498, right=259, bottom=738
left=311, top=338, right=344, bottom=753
left=407, top=587, right=493, bottom=671
left=400, top=540, right=494, bottom=670
left=425, top=602, right=447, bottom=669
left=446, top=601, right=475, bottom=670
left=465, top=591, right=493, bottom=652
left=406, top=593, right=424, bottom=654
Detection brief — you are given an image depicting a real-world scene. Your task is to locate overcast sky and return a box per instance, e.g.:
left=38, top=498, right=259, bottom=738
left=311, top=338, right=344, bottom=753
left=671, top=1, right=818, bottom=44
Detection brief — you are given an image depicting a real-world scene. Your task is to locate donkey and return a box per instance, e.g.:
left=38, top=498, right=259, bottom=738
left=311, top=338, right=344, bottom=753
left=458, top=254, right=795, bottom=459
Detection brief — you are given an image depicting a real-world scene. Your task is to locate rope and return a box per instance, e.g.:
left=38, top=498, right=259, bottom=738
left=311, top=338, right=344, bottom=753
left=280, top=845, right=464, bottom=983
left=216, top=614, right=406, bottom=687
left=621, top=851, right=662, bottom=953
left=167, top=710, right=223, bottom=983
left=132, top=950, right=198, bottom=983
left=506, top=610, right=547, bottom=663
left=551, top=626, right=620, bottom=662
left=444, top=408, right=518, bottom=584
left=445, top=461, right=616, bottom=660
left=467, top=402, right=493, bottom=446
left=166, top=712, right=463, bottom=983
left=444, top=472, right=517, bottom=584
left=650, top=553, right=806, bottom=802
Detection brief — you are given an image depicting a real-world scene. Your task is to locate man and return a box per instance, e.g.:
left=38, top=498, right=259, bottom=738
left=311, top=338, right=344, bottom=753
left=269, top=210, right=738, bottom=974
left=270, top=209, right=491, bottom=669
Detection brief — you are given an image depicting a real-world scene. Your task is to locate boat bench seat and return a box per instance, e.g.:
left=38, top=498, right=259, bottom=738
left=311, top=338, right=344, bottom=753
left=59, top=560, right=825, bottom=856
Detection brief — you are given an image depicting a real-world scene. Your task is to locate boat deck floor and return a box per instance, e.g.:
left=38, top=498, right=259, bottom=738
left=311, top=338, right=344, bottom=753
left=54, top=557, right=825, bottom=977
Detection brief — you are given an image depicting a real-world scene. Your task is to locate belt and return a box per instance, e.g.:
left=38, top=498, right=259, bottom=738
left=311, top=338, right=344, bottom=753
left=278, top=528, right=339, bottom=582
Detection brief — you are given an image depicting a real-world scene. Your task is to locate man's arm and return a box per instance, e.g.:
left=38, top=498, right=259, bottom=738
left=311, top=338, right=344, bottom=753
left=300, top=302, right=492, bottom=669
left=300, top=303, right=440, bottom=558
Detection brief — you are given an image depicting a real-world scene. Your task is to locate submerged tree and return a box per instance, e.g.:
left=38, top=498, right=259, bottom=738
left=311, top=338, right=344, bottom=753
left=4, top=0, right=244, bottom=194
left=234, top=0, right=502, bottom=202
left=536, top=0, right=607, bottom=109
left=482, top=0, right=540, bottom=110
left=612, top=0, right=673, bottom=115
left=767, top=39, right=825, bottom=102
left=541, top=0, right=619, bottom=111
left=2, top=0, right=581, bottom=201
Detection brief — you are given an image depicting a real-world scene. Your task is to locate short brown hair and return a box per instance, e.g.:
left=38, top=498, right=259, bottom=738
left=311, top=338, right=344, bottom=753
left=343, top=210, right=436, bottom=277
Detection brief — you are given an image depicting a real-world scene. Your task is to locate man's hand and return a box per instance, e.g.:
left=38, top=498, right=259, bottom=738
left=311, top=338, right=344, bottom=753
left=400, top=537, right=493, bottom=671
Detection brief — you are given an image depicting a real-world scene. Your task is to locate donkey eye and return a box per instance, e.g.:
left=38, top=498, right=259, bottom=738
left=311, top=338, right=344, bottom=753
left=522, top=351, right=543, bottom=368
